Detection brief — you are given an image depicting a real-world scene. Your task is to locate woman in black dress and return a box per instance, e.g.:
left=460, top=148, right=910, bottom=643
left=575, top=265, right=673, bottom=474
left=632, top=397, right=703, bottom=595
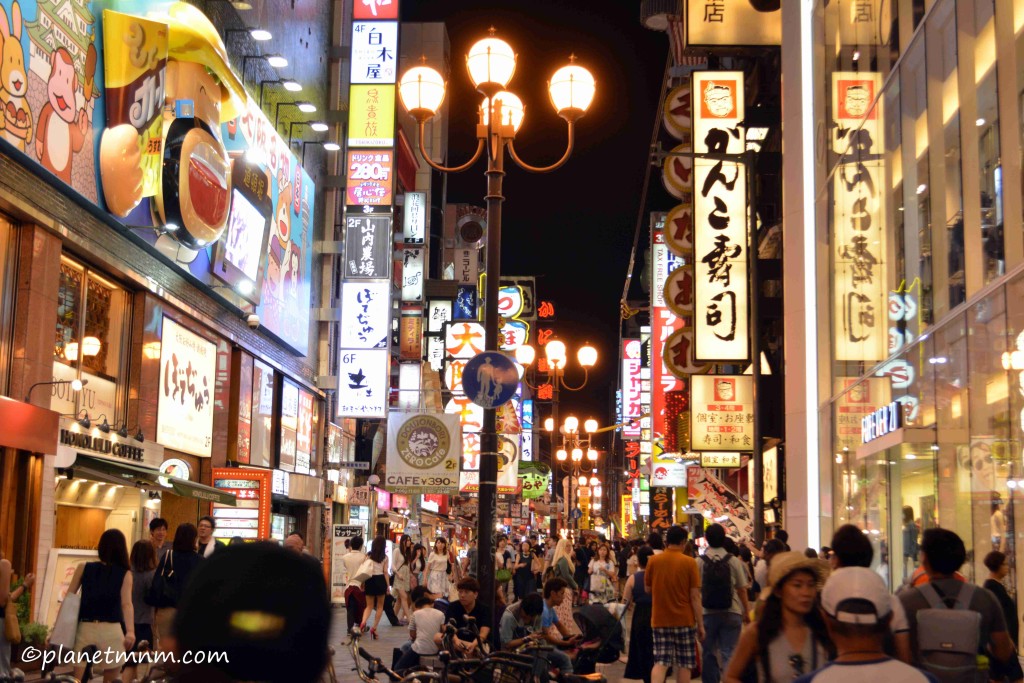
left=983, top=551, right=1023, bottom=682
left=512, top=541, right=536, bottom=600
left=622, top=546, right=655, bottom=683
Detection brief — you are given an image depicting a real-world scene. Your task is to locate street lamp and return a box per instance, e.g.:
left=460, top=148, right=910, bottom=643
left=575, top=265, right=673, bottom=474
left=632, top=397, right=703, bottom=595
left=553, top=416, right=601, bottom=535
left=519, top=339, right=598, bottom=531
left=399, top=29, right=594, bottom=622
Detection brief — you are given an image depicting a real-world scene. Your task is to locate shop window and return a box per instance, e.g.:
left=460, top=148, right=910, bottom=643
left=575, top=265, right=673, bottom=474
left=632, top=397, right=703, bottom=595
left=1004, top=272, right=1024, bottom=629
left=0, top=215, right=13, bottom=396
left=52, top=256, right=129, bottom=418
left=251, top=359, right=275, bottom=468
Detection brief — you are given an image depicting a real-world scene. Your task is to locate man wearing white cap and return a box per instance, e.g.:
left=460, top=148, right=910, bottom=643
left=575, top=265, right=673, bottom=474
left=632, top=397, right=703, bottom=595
left=794, top=567, right=937, bottom=682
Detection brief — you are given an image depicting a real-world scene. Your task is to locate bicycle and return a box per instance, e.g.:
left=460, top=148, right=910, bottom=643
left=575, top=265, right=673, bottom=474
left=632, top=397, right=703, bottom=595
left=348, top=626, right=440, bottom=683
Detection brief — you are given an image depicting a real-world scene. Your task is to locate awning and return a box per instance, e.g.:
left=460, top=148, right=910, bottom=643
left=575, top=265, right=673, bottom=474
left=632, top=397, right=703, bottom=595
left=62, top=455, right=236, bottom=506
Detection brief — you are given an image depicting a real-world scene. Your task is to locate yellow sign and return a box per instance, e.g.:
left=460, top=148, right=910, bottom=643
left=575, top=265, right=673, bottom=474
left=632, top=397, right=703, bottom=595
left=348, top=85, right=395, bottom=147
left=621, top=494, right=633, bottom=534
left=700, top=452, right=741, bottom=468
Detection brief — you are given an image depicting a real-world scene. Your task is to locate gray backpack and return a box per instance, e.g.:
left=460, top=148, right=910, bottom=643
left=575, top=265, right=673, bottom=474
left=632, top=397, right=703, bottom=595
left=915, top=582, right=984, bottom=683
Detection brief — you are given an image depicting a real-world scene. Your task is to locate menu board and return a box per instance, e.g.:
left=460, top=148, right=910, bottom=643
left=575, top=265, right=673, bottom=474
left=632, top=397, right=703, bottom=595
left=280, top=379, right=299, bottom=472
left=212, top=468, right=272, bottom=540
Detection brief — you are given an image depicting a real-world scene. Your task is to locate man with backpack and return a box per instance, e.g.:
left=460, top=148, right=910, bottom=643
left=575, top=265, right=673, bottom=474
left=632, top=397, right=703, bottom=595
left=898, top=528, right=1014, bottom=682
left=698, top=523, right=750, bottom=683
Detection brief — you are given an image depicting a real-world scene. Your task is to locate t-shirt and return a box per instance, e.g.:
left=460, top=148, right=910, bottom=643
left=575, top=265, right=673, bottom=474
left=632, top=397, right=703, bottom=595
left=342, top=550, right=366, bottom=587
left=898, top=578, right=1007, bottom=664
left=411, top=607, right=446, bottom=655
left=698, top=547, right=748, bottom=615
left=445, top=600, right=492, bottom=636
left=645, top=547, right=700, bottom=628
left=541, top=601, right=559, bottom=630
left=793, top=657, right=938, bottom=683
left=499, top=602, right=542, bottom=647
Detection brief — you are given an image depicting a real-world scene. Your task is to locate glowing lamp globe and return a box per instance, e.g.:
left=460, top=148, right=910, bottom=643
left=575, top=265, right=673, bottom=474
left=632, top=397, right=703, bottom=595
left=482, top=91, right=525, bottom=133
left=399, top=66, right=446, bottom=120
left=589, top=476, right=600, bottom=487
left=578, top=475, right=588, bottom=486
left=571, top=448, right=583, bottom=462
left=556, top=448, right=568, bottom=461
left=466, top=35, right=516, bottom=93
left=515, top=344, right=536, bottom=366
left=587, top=448, right=598, bottom=461
left=584, top=418, right=598, bottom=434
left=577, top=344, right=598, bottom=368
left=544, top=417, right=555, bottom=432
left=548, top=62, right=595, bottom=120
left=545, top=340, right=567, bottom=370
left=563, top=416, right=579, bottom=433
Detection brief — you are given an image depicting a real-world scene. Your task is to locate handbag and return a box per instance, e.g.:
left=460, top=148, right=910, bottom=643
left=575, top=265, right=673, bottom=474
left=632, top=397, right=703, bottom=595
left=531, top=555, right=545, bottom=574
left=496, top=567, right=513, bottom=583
left=353, top=558, right=374, bottom=584
left=146, top=550, right=177, bottom=608
left=49, top=591, right=81, bottom=650
left=4, top=602, right=21, bottom=644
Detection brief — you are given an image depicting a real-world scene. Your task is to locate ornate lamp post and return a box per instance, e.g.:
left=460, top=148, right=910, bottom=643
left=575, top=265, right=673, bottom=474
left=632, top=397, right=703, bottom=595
left=398, top=30, right=595, bottom=619
left=547, top=416, right=600, bottom=534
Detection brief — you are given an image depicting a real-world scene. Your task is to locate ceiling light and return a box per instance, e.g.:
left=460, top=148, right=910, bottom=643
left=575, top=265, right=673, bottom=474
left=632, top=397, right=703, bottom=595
left=283, top=80, right=302, bottom=92
left=852, top=50, right=860, bottom=62
left=905, top=453, right=917, bottom=460
left=323, top=142, right=341, bottom=152
left=310, top=122, right=329, bottom=132
left=266, top=54, right=288, bottom=68
left=976, top=117, right=986, bottom=127
left=250, top=29, right=272, bottom=41
left=297, top=101, right=316, bottom=113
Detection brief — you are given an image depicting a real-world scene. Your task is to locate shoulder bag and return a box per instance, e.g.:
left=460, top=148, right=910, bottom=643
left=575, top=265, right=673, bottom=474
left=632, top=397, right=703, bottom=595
left=49, top=591, right=81, bottom=651
left=353, top=557, right=374, bottom=584
left=145, top=550, right=177, bottom=608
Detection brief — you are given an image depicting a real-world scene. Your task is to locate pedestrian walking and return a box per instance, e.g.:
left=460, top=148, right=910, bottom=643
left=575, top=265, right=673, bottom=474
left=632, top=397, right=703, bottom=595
left=411, top=543, right=426, bottom=589
left=588, top=544, right=616, bottom=604
left=983, top=551, right=1024, bottom=682
left=152, top=523, right=200, bottom=650
left=149, top=518, right=170, bottom=553
left=645, top=524, right=704, bottom=683
left=392, top=534, right=413, bottom=625
left=0, top=538, right=34, bottom=679
left=426, top=538, right=451, bottom=600
left=496, top=536, right=513, bottom=602
left=341, top=536, right=367, bottom=632
left=513, top=541, right=536, bottom=600
left=898, top=529, right=1014, bottom=682
left=793, top=567, right=936, bottom=683
left=122, top=540, right=157, bottom=683
left=723, top=551, right=832, bottom=683
left=753, top=538, right=786, bottom=593
left=623, top=546, right=655, bottom=683
left=66, top=529, right=135, bottom=683
left=699, top=523, right=751, bottom=683
left=360, top=535, right=390, bottom=639
left=828, top=524, right=912, bottom=662
left=550, top=538, right=582, bottom=636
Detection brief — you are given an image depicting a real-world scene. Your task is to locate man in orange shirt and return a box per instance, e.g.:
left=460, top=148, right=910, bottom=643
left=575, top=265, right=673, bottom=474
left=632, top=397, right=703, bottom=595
left=645, top=524, right=705, bottom=683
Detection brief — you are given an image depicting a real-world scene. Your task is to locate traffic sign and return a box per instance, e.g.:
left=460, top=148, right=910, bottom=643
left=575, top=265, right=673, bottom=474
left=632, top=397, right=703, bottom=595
left=570, top=508, right=583, bottom=521
left=462, top=351, right=519, bottom=409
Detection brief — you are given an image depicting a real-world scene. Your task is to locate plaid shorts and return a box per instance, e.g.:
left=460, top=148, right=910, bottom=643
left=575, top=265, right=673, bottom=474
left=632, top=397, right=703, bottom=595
left=652, top=626, right=698, bottom=668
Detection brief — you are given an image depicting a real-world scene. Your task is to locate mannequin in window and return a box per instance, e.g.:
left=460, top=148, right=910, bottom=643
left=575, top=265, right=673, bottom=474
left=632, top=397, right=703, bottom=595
left=991, top=494, right=1007, bottom=553
left=902, top=505, right=919, bottom=576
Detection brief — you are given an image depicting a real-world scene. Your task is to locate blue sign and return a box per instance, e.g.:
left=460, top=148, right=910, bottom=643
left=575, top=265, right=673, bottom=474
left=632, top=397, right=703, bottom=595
left=570, top=508, right=583, bottom=521
left=463, top=351, right=519, bottom=409
left=454, top=285, right=477, bottom=320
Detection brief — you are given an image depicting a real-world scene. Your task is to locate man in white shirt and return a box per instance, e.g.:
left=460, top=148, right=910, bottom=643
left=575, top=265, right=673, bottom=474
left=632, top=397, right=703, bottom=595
left=342, top=536, right=367, bottom=631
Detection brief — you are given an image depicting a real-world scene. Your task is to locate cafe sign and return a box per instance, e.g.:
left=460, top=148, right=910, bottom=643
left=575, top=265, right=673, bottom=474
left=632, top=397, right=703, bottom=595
left=56, top=417, right=164, bottom=469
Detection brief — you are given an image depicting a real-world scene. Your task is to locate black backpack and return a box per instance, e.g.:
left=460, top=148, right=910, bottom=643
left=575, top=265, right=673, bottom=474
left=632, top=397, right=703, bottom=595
left=700, top=554, right=734, bottom=610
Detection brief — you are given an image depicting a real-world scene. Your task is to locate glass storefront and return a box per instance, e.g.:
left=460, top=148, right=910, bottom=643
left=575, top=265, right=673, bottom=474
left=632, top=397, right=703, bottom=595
left=822, top=0, right=1024, bottom=644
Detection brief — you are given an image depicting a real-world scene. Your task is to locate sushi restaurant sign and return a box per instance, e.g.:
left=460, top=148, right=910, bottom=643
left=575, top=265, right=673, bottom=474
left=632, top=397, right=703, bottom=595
left=861, top=401, right=902, bottom=444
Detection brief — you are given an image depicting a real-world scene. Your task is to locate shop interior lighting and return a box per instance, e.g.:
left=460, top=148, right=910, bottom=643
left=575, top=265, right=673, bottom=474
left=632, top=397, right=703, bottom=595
left=250, top=28, right=272, bottom=41
left=230, top=0, right=253, bottom=9
left=916, top=184, right=928, bottom=195
left=65, top=335, right=102, bottom=361
left=852, top=50, right=860, bottom=62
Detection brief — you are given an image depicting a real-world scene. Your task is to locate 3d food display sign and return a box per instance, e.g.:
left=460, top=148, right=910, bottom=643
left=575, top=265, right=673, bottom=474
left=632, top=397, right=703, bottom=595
left=0, top=0, right=315, bottom=355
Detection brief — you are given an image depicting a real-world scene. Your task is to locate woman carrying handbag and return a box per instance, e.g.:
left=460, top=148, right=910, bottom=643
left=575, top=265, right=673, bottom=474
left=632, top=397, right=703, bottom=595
left=149, top=523, right=200, bottom=650
left=64, top=529, right=135, bottom=683
left=1, top=539, right=35, bottom=678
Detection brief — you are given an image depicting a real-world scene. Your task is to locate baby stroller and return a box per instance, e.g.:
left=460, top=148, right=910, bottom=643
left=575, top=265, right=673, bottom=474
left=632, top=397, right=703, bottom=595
left=572, top=604, right=625, bottom=675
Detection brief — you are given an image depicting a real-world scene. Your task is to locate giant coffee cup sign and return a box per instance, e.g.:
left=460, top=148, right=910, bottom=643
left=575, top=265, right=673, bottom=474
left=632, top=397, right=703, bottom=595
left=55, top=417, right=164, bottom=469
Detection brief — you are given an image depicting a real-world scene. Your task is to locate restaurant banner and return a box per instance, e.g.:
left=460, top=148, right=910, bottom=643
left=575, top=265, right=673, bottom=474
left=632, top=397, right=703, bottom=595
left=688, top=467, right=754, bottom=539
left=385, top=412, right=460, bottom=493
left=650, top=486, right=673, bottom=531
left=690, top=375, right=754, bottom=452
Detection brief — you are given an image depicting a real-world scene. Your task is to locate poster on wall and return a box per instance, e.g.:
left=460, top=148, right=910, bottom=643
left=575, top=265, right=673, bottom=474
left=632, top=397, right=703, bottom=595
left=688, top=466, right=754, bottom=539
left=296, top=390, right=314, bottom=474
left=346, top=150, right=394, bottom=206
left=157, top=316, right=217, bottom=458
left=690, top=375, right=754, bottom=452
left=236, top=356, right=253, bottom=464
left=212, top=159, right=272, bottom=304
left=385, top=412, right=460, bottom=493
left=692, top=71, right=749, bottom=362
left=279, top=379, right=299, bottom=472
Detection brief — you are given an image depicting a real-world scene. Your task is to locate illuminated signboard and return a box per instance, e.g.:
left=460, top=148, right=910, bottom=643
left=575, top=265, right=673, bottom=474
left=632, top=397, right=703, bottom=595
left=337, top=349, right=388, bottom=417
left=651, top=219, right=685, bottom=440
left=446, top=322, right=486, bottom=359
left=700, top=452, right=741, bottom=468
left=403, top=192, right=427, bottom=243
left=402, top=247, right=425, bottom=301
left=622, top=339, right=642, bottom=439
left=345, top=215, right=392, bottom=279
left=686, top=0, right=781, bottom=46
left=348, top=85, right=396, bottom=147
left=832, top=72, right=886, bottom=362
left=156, top=317, right=217, bottom=458
left=427, top=300, right=452, bottom=333
left=340, top=281, right=390, bottom=349
left=861, top=401, right=903, bottom=444
left=690, top=375, right=754, bottom=451
left=353, top=0, right=399, bottom=19
left=350, top=21, right=398, bottom=84
left=837, top=1, right=890, bottom=46
left=346, top=150, right=394, bottom=206
left=692, top=71, right=749, bottom=362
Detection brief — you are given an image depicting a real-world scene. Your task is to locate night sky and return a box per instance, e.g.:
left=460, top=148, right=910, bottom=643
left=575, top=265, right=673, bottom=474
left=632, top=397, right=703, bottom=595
left=402, top=0, right=671, bottom=430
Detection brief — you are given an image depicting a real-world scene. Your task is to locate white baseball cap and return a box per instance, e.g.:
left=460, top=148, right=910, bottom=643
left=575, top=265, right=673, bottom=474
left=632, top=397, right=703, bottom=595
left=821, top=567, right=892, bottom=625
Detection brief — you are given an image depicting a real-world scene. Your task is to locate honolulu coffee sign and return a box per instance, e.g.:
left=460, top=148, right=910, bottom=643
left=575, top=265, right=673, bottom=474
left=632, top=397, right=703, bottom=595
left=55, top=417, right=164, bottom=469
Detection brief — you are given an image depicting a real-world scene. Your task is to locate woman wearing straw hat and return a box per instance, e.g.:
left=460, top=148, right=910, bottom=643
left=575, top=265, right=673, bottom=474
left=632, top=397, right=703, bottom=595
left=724, top=551, right=834, bottom=683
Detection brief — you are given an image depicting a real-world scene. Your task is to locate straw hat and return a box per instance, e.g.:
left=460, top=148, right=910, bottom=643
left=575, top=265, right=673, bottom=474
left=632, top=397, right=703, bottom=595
left=760, top=551, right=831, bottom=600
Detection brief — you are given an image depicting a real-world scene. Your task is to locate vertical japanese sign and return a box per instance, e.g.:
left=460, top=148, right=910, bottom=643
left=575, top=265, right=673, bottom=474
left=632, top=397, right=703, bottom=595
left=622, top=339, right=643, bottom=439
left=650, top=486, right=673, bottom=531
left=832, top=72, right=885, bottom=362
left=345, top=215, right=392, bottom=278
left=157, top=317, right=217, bottom=458
left=651, top=218, right=686, bottom=440
left=350, top=22, right=398, bottom=84
left=347, top=85, right=396, bottom=147
left=692, top=71, right=749, bottom=362
left=403, top=192, right=427, bottom=243
left=686, top=0, right=781, bottom=46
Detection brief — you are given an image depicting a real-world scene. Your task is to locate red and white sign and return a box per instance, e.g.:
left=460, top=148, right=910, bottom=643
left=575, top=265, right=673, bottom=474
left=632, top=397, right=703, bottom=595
left=353, top=0, right=398, bottom=20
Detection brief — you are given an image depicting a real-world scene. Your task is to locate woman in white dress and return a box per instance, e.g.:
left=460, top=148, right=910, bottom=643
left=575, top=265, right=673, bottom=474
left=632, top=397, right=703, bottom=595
left=425, top=537, right=451, bottom=599
left=392, top=534, right=413, bottom=625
